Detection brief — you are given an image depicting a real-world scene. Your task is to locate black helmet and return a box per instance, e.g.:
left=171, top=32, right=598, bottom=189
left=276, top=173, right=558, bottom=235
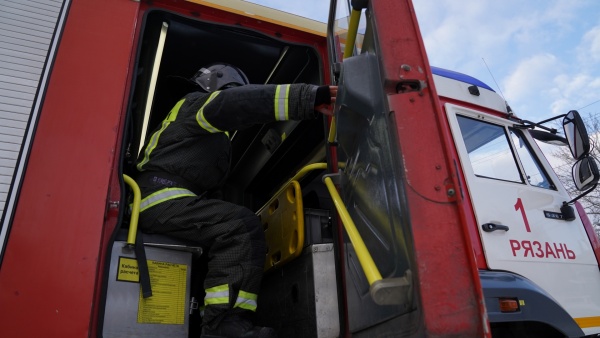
left=191, top=63, right=249, bottom=92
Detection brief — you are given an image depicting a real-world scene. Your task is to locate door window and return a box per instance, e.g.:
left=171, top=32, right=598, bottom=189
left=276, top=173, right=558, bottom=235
left=456, top=115, right=523, bottom=183
left=508, top=128, right=555, bottom=189
left=456, top=115, right=554, bottom=189
left=330, top=1, right=367, bottom=62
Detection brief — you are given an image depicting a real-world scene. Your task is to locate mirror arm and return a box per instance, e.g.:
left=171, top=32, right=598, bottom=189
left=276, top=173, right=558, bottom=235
left=514, top=114, right=566, bottom=134
left=561, top=183, right=597, bottom=222
left=565, top=183, right=598, bottom=205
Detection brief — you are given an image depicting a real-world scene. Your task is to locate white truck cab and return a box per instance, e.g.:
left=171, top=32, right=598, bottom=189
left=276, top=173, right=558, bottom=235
left=433, top=67, right=600, bottom=337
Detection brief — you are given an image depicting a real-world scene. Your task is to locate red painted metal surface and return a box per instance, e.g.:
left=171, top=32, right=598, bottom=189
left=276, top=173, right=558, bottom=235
left=0, top=1, right=330, bottom=336
left=141, top=0, right=328, bottom=48
left=0, top=0, right=139, bottom=336
left=435, top=96, right=499, bottom=270
left=372, top=0, right=489, bottom=336
left=577, top=202, right=600, bottom=266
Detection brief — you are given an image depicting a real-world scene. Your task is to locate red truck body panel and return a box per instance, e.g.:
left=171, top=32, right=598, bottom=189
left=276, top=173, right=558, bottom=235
left=372, top=1, right=487, bottom=335
left=0, top=0, right=139, bottom=335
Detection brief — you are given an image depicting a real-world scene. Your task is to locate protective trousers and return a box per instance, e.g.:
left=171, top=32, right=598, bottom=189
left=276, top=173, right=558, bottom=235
left=137, top=194, right=267, bottom=329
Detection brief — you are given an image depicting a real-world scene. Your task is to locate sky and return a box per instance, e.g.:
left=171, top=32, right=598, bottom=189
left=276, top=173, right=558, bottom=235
left=247, top=0, right=600, bottom=124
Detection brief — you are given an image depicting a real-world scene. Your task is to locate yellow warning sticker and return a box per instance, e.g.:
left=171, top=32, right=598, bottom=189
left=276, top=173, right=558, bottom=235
left=117, top=257, right=140, bottom=282
left=137, top=260, right=188, bottom=325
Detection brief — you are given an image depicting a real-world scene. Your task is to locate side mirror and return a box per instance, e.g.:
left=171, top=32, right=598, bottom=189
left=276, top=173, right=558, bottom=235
left=562, top=156, right=599, bottom=221
left=573, top=156, right=600, bottom=191
left=563, top=110, right=590, bottom=160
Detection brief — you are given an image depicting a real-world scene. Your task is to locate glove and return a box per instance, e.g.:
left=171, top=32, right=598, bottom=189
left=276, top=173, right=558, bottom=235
left=315, top=85, right=332, bottom=106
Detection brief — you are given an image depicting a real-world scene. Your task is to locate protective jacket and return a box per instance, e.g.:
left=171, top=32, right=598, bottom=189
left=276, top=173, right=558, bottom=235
left=137, top=83, right=318, bottom=194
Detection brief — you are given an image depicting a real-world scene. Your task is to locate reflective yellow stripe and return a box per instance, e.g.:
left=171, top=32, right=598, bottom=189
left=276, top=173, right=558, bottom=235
left=205, top=284, right=230, bottom=306
left=137, top=99, right=185, bottom=171
left=206, top=284, right=228, bottom=293
left=234, top=290, right=258, bottom=311
left=196, top=91, right=223, bottom=133
left=139, top=187, right=196, bottom=212
left=205, top=296, right=229, bottom=305
left=274, top=84, right=289, bottom=121
left=575, top=316, right=600, bottom=328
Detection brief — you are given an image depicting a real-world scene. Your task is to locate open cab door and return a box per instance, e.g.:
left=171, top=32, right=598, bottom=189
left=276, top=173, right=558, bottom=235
left=326, top=1, right=489, bottom=336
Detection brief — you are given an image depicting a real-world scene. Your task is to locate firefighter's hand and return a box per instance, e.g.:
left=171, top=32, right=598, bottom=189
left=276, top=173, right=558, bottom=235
left=314, top=86, right=338, bottom=116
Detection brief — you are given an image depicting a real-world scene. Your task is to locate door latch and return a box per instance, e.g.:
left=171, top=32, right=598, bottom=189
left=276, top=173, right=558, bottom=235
left=482, top=223, right=509, bottom=232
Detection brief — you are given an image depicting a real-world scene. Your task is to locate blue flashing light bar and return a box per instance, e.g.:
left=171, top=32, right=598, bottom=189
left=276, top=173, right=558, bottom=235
left=431, top=66, right=494, bottom=92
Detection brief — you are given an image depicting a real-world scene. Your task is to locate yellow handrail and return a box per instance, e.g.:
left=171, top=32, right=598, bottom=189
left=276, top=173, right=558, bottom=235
left=289, top=162, right=328, bottom=182
left=343, top=9, right=362, bottom=59
left=123, top=174, right=141, bottom=245
left=323, top=176, right=382, bottom=285
left=328, top=9, right=363, bottom=145
left=325, top=9, right=381, bottom=285
left=327, top=116, right=337, bottom=144
left=257, top=162, right=327, bottom=215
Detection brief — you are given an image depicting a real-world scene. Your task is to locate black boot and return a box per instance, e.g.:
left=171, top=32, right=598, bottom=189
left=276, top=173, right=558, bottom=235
left=200, top=315, right=277, bottom=338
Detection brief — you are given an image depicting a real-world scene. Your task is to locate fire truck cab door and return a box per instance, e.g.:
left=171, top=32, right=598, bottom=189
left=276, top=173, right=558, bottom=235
left=326, top=1, right=488, bottom=336
left=446, top=103, right=600, bottom=332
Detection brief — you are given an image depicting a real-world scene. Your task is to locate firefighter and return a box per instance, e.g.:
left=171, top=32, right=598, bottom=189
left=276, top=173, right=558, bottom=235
left=135, top=63, right=336, bottom=338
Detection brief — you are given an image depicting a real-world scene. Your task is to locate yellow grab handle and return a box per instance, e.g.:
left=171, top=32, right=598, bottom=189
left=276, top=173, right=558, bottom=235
left=323, top=176, right=382, bottom=285
left=328, top=10, right=362, bottom=146
left=290, top=162, right=328, bottom=182
left=123, top=174, right=141, bottom=245
left=343, top=9, right=362, bottom=59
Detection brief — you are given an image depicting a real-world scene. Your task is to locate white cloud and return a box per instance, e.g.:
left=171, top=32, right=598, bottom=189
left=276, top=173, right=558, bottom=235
left=549, top=74, right=582, bottom=116
left=413, top=1, right=577, bottom=91
left=546, top=24, right=600, bottom=117
left=415, top=0, right=598, bottom=121
left=502, top=53, right=560, bottom=110
left=549, top=73, right=600, bottom=116
left=579, top=25, right=600, bottom=64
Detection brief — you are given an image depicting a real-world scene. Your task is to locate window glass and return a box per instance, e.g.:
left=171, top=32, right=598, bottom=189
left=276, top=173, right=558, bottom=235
left=509, top=129, right=555, bottom=189
left=332, top=0, right=366, bottom=61
left=456, top=115, right=523, bottom=183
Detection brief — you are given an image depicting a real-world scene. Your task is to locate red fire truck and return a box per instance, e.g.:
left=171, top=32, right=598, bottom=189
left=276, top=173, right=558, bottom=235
left=0, top=0, right=599, bottom=337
